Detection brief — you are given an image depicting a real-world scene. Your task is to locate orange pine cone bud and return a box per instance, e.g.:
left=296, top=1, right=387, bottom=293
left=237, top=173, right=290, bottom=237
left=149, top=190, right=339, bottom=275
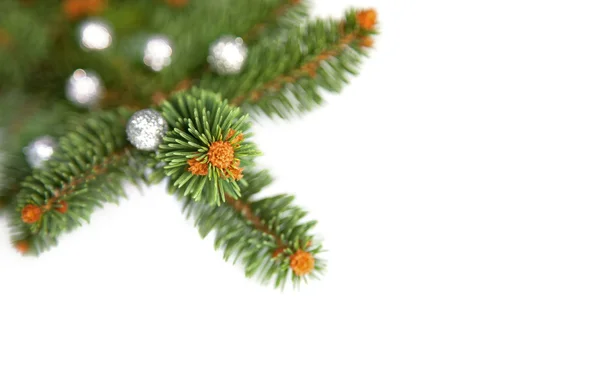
left=63, top=0, right=106, bottom=20
left=188, top=159, right=209, bottom=176
left=226, top=129, right=236, bottom=140
left=14, top=240, right=30, bottom=254
left=56, top=201, right=69, bottom=214
left=208, top=141, right=235, bottom=169
left=165, top=0, right=189, bottom=7
left=232, top=134, right=244, bottom=145
left=226, top=129, right=245, bottom=145
left=357, top=9, right=378, bottom=30
left=21, top=204, right=42, bottom=224
left=230, top=166, right=244, bottom=181
left=289, top=250, right=315, bottom=276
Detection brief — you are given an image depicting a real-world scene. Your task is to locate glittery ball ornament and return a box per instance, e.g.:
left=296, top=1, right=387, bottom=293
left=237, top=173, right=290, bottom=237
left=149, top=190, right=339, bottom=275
left=208, top=36, right=248, bottom=75
left=78, top=19, right=112, bottom=51
left=143, top=35, right=173, bottom=71
left=66, top=69, right=104, bottom=107
left=126, top=109, right=169, bottom=151
left=24, top=136, right=57, bottom=168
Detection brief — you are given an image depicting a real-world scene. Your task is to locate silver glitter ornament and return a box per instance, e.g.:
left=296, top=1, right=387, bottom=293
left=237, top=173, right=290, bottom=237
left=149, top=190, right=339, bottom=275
left=66, top=69, right=104, bottom=108
left=126, top=109, right=169, bottom=151
left=78, top=19, right=112, bottom=51
left=143, top=35, right=173, bottom=72
left=24, top=136, right=57, bottom=168
left=208, top=36, right=248, bottom=75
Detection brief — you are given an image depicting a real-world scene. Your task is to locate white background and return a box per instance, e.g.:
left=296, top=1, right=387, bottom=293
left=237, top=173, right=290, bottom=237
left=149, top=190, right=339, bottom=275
left=1, top=0, right=600, bottom=386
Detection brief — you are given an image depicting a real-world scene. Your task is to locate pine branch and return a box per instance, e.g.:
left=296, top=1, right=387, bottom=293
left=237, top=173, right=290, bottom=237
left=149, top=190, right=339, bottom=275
left=12, top=108, right=148, bottom=255
left=183, top=169, right=325, bottom=288
left=157, top=89, right=261, bottom=205
left=195, top=9, right=378, bottom=117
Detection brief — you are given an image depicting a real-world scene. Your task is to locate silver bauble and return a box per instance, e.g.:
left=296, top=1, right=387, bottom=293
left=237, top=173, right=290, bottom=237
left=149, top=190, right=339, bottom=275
left=24, top=136, right=57, bottom=168
left=79, top=19, right=112, bottom=51
left=126, top=109, right=169, bottom=151
left=208, top=36, right=248, bottom=75
left=66, top=69, right=104, bottom=108
left=143, top=35, right=173, bottom=72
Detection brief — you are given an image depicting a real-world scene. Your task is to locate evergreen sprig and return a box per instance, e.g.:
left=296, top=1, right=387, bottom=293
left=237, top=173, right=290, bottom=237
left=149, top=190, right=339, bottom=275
left=157, top=90, right=261, bottom=205
left=12, top=109, right=147, bottom=254
left=195, top=9, right=379, bottom=117
left=183, top=169, right=325, bottom=288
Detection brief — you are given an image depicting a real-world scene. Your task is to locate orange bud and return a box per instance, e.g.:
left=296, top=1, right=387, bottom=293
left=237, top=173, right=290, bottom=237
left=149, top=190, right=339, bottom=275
left=165, top=0, right=188, bottom=7
left=289, top=250, right=315, bottom=276
left=187, top=159, right=209, bottom=176
left=56, top=201, right=68, bottom=214
left=63, top=0, right=106, bottom=20
left=208, top=141, right=235, bottom=169
left=14, top=240, right=30, bottom=254
left=21, top=204, right=42, bottom=224
left=357, top=9, right=378, bottom=30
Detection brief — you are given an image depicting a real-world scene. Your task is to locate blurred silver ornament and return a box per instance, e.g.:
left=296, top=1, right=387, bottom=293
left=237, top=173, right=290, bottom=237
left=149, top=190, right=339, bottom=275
left=126, top=109, right=168, bottom=151
left=24, top=136, right=57, bottom=168
left=143, top=35, right=173, bottom=72
left=66, top=69, right=104, bottom=108
left=79, top=19, right=112, bottom=51
left=208, top=36, right=248, bottom=75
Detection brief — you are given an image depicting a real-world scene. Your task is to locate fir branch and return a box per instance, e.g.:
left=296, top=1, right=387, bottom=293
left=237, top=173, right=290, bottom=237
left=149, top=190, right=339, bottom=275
left=230, top=32, right=358, bottom=107
left=183, top=169, right=325, bottom=288
left=13, top=109, right=148, bottom=254
left=196, top=9, right=378, bottom=117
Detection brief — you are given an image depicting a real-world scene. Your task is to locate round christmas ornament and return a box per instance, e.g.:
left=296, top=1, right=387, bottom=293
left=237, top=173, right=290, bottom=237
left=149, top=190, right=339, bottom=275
left=65, top=69, right=104, bottom=107
left=143, top=35, right=173, bottom=71
left=78, top=19, right=112, bottom=51
left=126, top=109, right=169, bottom=151
left=23, top=136, right=57, bottom=168
left=207, top=36, right=248, bottom=75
